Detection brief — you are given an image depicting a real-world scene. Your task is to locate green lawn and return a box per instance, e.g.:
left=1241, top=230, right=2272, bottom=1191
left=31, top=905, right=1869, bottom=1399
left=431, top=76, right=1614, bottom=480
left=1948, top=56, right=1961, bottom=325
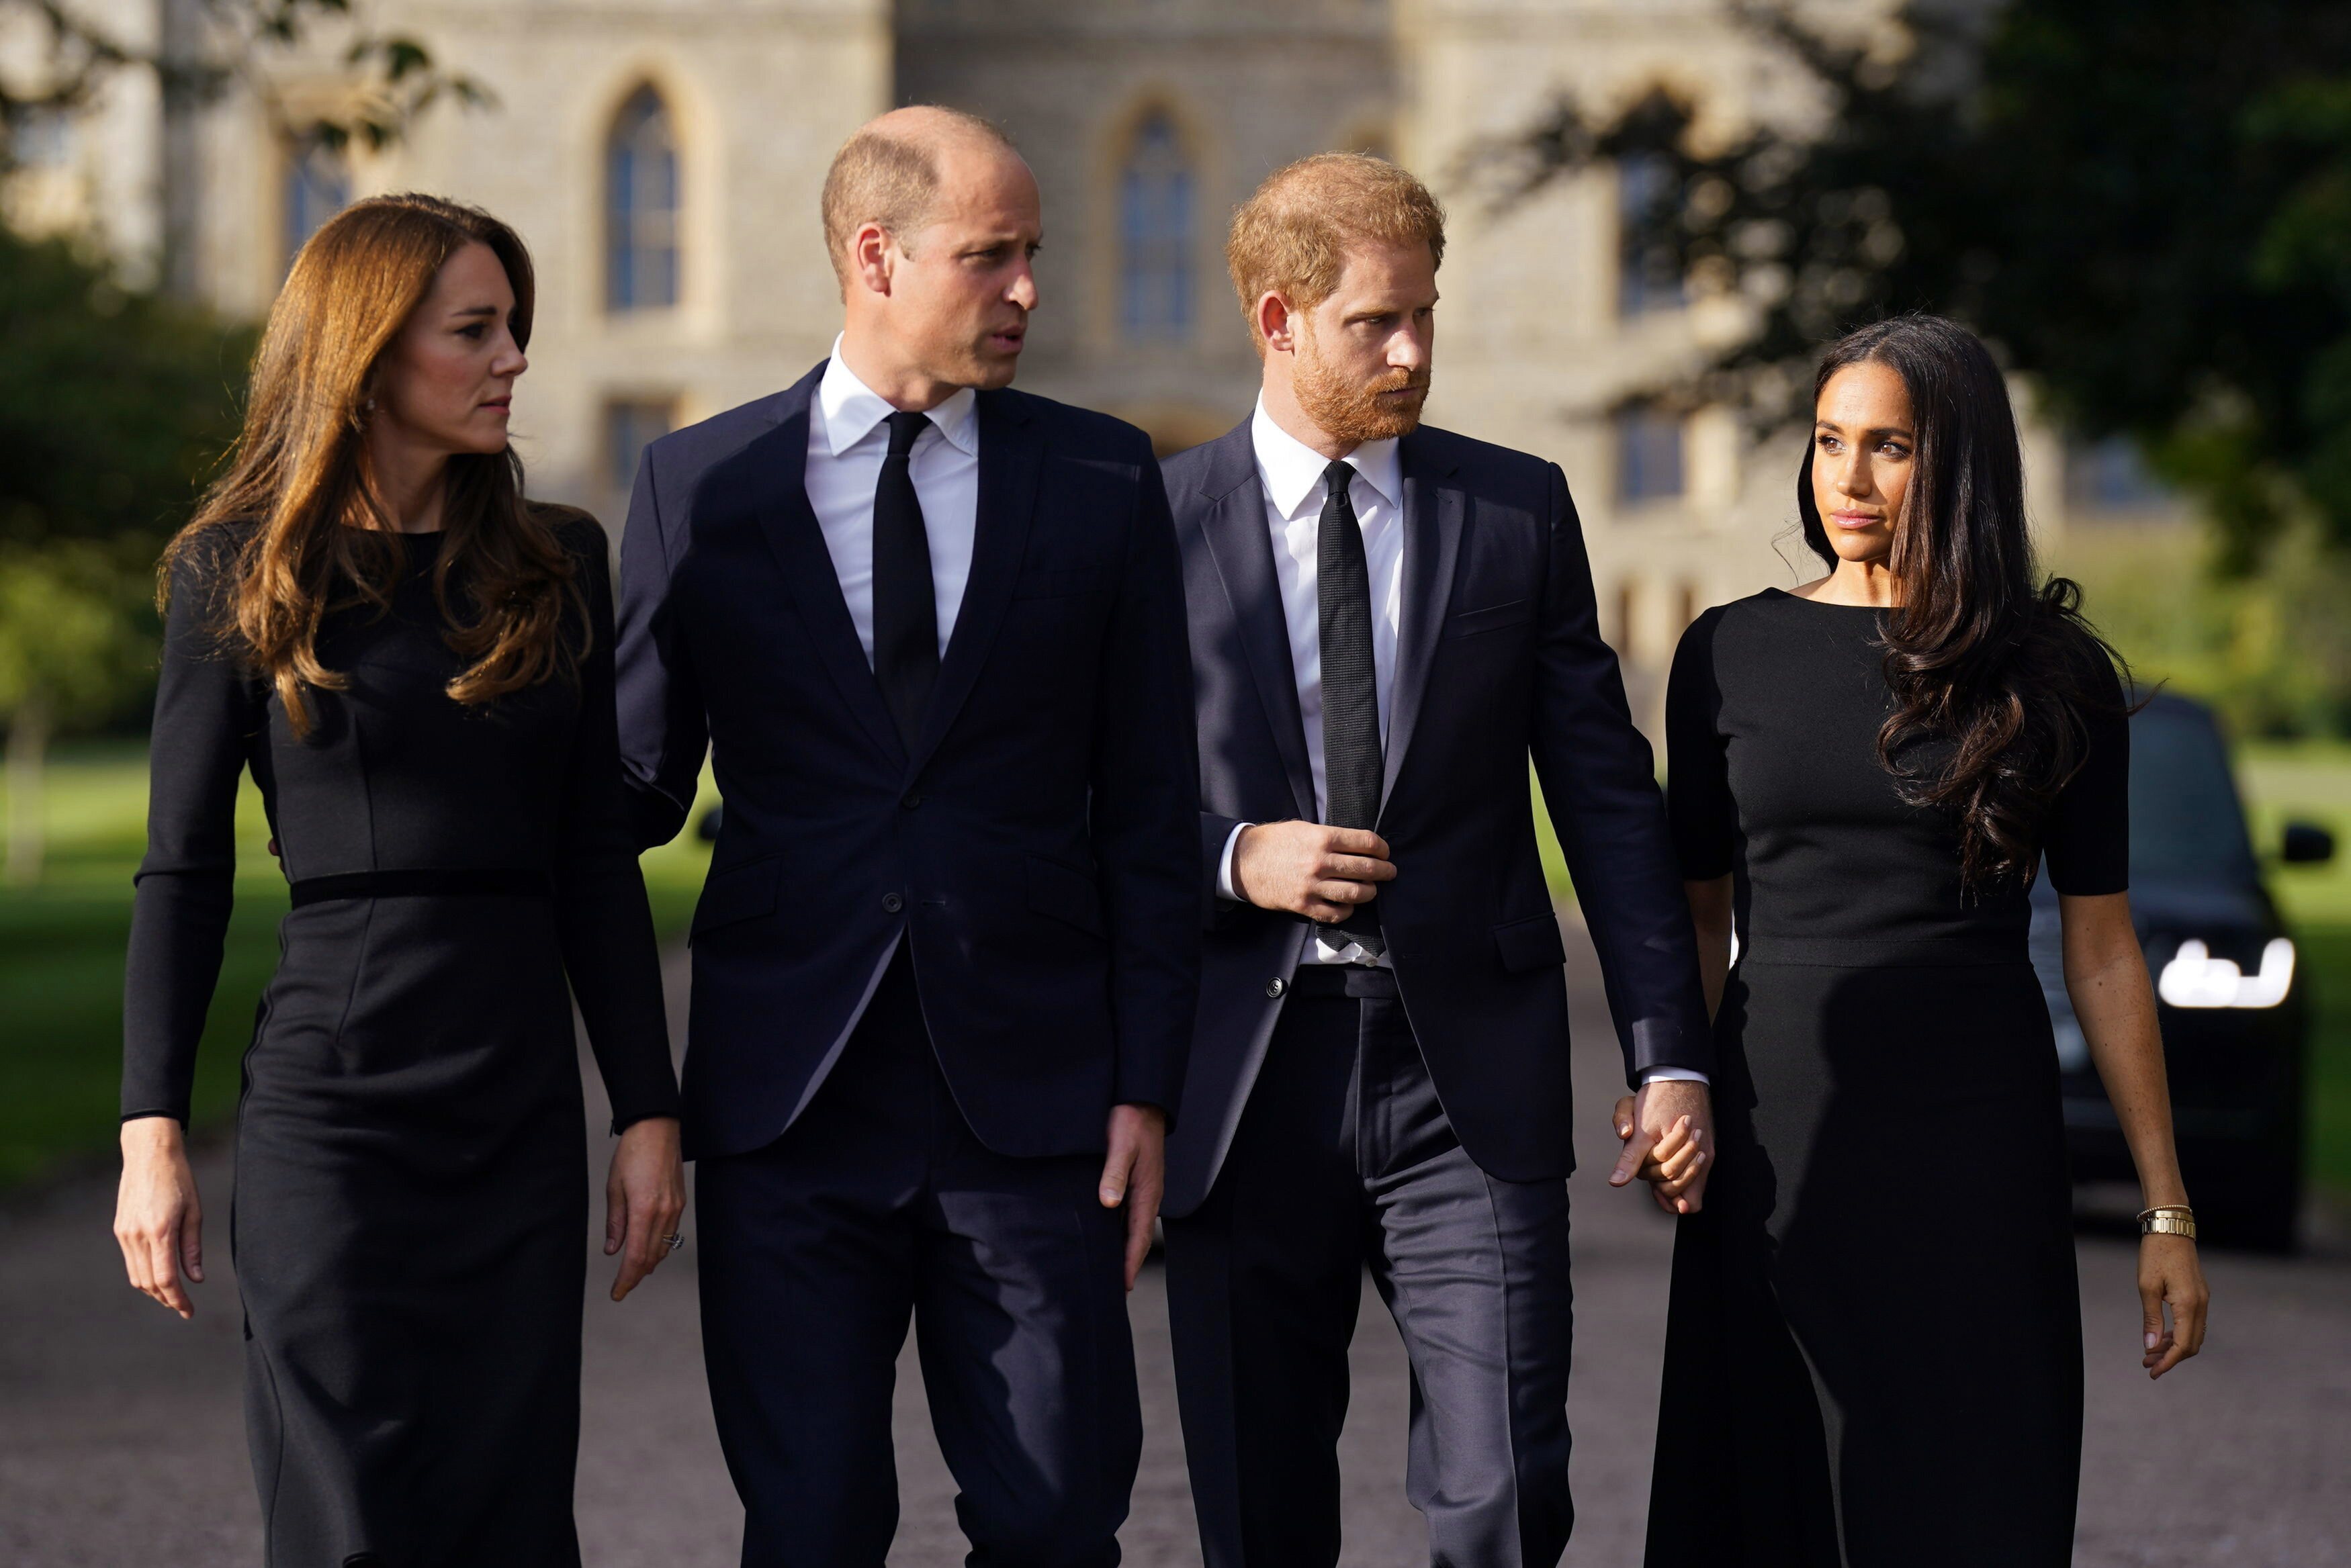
left=2239, top=741, right=2351, bottom=1193
left=5, top=742, right=2348, bottom=1195
left=2242, top=738, right=2351, bottom=926
left=0, top=743, right=713, bottom=1187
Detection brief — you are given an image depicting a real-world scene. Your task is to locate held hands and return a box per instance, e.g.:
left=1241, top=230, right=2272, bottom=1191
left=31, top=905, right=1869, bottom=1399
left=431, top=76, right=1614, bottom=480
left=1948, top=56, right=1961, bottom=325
left=1232, top=821, right=1395, bottom=922
left=605, top=1116, right=686, bottom=1302
left=1100, top=1103, right=1167, bottom=1292
left=116, top=1116, right=204, bottom=1319
left=2139, top=1231, right=2209, bottom=1379
left=1609, top=1080, right=1714, bottom=1214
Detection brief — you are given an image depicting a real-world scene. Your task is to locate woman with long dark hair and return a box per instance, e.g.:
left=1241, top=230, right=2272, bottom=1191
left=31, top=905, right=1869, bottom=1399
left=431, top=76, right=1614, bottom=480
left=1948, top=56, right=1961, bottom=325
left=1640, top=315, right=2207, bottom=1565
left=112, top=193, right=684, bottom=1565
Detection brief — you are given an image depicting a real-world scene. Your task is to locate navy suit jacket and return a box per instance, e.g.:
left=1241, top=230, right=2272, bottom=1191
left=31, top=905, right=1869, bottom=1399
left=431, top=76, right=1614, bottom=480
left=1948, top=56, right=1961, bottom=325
left=1163, top=419, right=1712, bottom=1214
left=615, top=362, right=1200, bottom=1162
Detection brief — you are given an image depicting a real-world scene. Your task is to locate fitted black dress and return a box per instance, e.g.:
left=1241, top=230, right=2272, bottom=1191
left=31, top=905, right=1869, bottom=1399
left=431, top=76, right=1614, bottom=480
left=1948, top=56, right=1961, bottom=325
left=122, top=512, right=680, bottom=1568
left=1646, top=589, right=2128, bottom=1567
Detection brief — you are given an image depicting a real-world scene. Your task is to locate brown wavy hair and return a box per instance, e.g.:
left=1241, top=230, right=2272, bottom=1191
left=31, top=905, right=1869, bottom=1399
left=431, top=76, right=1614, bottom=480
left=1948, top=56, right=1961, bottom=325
left=162, top=193, right=578, bottom=737
left=1798, top=315, right=2130, bottom=892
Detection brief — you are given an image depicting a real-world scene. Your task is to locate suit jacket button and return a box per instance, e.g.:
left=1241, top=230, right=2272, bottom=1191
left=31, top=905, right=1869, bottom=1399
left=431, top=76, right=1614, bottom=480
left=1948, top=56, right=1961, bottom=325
left=882, top=892, right=905, bottom=914
left=1266, top=976, right=1286, bottom=998
left=901, top=792, right=923, bottom=809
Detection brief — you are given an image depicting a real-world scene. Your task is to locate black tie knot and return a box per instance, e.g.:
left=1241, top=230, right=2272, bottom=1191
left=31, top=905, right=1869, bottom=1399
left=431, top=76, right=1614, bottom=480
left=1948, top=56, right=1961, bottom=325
left=884, top=409, right=929, bottom=460
left=1323, top=459, right=1355, bottom=511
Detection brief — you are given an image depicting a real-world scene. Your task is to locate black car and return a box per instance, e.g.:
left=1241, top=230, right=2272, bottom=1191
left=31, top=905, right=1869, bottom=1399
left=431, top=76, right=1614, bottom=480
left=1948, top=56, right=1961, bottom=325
left=2029, top=692, right=2335, bottom=1252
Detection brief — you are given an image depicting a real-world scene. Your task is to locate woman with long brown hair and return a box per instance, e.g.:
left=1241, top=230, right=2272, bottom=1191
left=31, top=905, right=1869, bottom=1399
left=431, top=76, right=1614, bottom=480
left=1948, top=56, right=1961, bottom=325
left=1638, top=315, right=2208, bottom=1565
left=113, top=193, right=683, bottom=1565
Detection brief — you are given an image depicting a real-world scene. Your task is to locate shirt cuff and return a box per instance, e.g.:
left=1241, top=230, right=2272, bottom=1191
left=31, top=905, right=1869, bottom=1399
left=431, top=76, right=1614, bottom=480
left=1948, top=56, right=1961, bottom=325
left=1215, top=821, right=1253, bottom=903
left=1638, top=1066, right=1710, bottom=1087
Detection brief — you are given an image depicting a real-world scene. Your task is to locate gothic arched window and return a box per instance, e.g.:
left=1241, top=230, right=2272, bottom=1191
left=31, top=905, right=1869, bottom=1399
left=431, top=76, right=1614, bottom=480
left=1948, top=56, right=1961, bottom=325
left=1119, top=112, right=1194, bottom=341
left=1617, top=152, right=1685, bottom=317
left=606, top=87, right=679, bottom=312
left=283, top=130, right=349, bottom=271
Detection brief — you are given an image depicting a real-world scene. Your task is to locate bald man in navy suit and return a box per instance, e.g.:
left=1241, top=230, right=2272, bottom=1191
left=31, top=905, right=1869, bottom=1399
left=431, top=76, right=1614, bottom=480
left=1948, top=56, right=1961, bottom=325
left=615, top=107, right=1198, bottom=1567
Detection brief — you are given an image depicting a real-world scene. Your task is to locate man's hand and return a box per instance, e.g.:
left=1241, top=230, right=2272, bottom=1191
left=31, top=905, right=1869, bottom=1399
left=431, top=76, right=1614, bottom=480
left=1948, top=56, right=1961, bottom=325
left=1232, top=821, right=1395, bottom=922
left=1609, top=1080, right=1714, bottom=1215
left=1099, top=1103, right=1167, bottom=1291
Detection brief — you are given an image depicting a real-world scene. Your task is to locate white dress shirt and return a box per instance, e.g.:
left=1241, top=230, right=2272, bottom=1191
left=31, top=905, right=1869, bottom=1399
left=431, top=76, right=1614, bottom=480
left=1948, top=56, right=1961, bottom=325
left=1211, top=400, right=1705, bottom=1085
left=805, top=335, right=980, bottom=665
left=1215, top=400, right=1404, bottom=966
left=781, top=338, right=985, bottom=1125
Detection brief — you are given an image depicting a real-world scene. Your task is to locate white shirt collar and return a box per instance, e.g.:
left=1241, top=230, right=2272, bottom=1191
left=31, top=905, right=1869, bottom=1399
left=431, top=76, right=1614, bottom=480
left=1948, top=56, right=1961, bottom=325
left=1249, top=396, right=1401, bottom=521
left=817, top=333, right=980, bottom=458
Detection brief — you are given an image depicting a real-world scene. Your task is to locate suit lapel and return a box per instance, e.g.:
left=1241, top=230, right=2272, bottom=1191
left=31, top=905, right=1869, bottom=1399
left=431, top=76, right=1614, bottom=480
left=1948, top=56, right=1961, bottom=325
left=1197, top=424, right=1317, bottom=821
left=747, top=369, right=906, bottom=766
left=1381, top=431, right=1467, bottom=812
left=908, top=389, right=1041, bottom=777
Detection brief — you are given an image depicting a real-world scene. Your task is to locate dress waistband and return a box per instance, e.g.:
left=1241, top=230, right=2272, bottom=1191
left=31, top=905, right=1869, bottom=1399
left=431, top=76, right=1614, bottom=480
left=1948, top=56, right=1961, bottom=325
left=287, top=868, right=551, bottom=907
left=1738, top=931, right=2024, bottom=968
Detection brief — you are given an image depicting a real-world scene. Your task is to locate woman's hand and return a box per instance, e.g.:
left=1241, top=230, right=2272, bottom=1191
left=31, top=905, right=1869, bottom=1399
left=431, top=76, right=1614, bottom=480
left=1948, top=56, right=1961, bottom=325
left=605, top=1116, right=686, bottom=1303
left=1610, top=1089, right=1713, bottom=1214
left=2139, top=1232, right=2208, bottom=1379
left=116, top=1117, right=204, bottom=1319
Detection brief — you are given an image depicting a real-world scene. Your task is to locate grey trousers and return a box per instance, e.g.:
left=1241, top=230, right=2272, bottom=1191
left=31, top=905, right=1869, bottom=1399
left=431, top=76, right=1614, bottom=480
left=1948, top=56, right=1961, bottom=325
left=1163, top=966, right=1576, bottom=1568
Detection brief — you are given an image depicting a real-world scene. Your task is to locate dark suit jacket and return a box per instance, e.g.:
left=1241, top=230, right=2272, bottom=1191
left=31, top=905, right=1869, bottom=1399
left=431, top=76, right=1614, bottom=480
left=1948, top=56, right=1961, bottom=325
left=1163, top=419, right=1712, bottom=1214
left=615, top=361, right=1200, bottom=1162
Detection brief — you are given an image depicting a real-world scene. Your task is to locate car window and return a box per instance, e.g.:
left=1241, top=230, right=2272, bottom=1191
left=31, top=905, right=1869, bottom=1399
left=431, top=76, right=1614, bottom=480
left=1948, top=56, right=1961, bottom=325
left=2129, top=704, right=2258, bottom=885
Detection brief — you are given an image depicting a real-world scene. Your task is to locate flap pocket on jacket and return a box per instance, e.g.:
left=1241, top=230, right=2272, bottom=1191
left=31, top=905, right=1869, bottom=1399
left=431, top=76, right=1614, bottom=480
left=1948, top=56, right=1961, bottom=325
left=1493, top=911, right=1567, bottom=973
left=691, top=856, right=781, bottom=944
left=1026, top=855, right=1106, bottom=937
left=1441, top=598, right=1534, bottom=640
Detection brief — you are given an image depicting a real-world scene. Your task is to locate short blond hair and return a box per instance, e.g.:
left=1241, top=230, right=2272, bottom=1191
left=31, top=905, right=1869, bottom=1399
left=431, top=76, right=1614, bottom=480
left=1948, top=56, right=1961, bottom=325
left=1226, top=153, right=1447, bottom=349
left=820, top=106, right=1018, bottom=287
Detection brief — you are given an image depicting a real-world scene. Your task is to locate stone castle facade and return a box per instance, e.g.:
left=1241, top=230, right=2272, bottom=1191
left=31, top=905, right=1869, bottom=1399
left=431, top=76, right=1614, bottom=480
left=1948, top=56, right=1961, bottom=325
left=7, top=0, right=2180, bottom=721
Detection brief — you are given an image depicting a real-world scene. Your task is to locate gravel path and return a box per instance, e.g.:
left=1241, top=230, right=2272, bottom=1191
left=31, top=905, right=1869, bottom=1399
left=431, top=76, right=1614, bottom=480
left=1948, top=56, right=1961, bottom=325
left=4, top=919, right=2345, bottom=1565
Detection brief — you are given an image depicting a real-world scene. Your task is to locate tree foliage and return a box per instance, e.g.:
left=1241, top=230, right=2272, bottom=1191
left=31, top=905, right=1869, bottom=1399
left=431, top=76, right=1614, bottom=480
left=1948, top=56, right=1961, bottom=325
left=0, top=226, right=250, bottom=744
left=0, top=227, right=251, bottom=553
left=0, top=0, right=489, bottom=162
left=1470, top=0, right=2351, bottom=567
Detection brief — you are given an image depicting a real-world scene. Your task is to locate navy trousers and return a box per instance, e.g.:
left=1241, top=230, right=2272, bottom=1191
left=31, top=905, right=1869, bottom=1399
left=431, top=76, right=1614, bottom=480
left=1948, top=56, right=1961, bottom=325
left=695, top=950, right=1141, bottom=1567
left=1163, top=966, right=1577, bottom=1568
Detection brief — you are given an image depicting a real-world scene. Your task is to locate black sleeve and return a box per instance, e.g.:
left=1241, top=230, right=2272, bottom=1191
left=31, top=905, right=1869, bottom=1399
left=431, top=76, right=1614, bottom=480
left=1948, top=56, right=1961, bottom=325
left=2043, top=642, right=2131, bottom=896
left=551, top=518, right=683, bottom=1131
left=1525, top=463, right=1714, bottom=1083
left=122, top=531, right=264, bottom=1125
left=613, top=441, right=708, bottom=849
left=1090, top=443, right=1202, bottom=1123
left=1665, top=608, right=1736, bottom=882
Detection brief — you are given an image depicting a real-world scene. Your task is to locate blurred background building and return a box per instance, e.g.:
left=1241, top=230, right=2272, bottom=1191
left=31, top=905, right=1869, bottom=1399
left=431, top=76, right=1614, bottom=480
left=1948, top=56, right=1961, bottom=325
left=3, top=0, right=2190, bottom=725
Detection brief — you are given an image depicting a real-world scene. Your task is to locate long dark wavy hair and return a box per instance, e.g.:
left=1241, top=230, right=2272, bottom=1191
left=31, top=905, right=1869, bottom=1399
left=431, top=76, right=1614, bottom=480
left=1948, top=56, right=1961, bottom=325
left=162, top=193, right=580, bottom=739
left=1798, top=315, right=2129, bottom=892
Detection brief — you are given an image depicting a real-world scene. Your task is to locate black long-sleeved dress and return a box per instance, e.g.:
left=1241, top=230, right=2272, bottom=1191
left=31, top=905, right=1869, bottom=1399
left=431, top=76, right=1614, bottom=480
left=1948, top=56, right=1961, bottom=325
left=123, top=511, right=680, bottom=1568
left=1647, top=589, right=2128, bottom=1567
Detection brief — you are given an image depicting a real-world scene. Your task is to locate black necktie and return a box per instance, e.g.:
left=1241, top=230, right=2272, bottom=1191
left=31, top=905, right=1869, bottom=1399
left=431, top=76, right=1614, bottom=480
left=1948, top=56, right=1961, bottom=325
left=1317, top=458, right=1384, bottom=956
left=871, top=410, right=938, bottom=750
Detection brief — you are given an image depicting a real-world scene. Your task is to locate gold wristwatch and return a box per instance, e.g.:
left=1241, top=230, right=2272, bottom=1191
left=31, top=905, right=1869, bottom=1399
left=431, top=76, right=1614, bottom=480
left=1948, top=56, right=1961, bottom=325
left=2138, top=1205, right=2197, bottom=1240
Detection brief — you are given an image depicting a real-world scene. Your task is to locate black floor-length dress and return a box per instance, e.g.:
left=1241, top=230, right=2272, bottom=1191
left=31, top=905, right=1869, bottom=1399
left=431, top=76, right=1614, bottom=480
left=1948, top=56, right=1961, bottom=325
left=1646, top=589, right=2128, bottom=1567
left=122, top=512, right=680, bottom=1568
